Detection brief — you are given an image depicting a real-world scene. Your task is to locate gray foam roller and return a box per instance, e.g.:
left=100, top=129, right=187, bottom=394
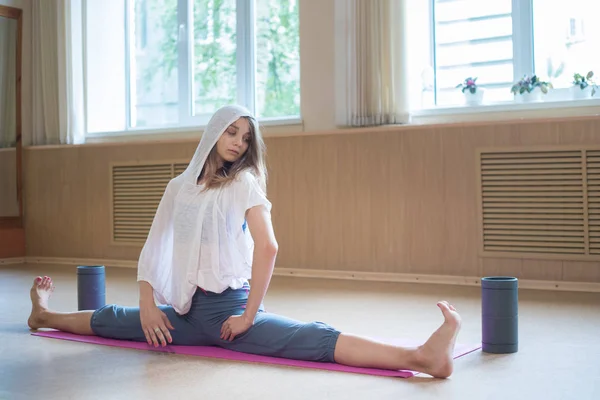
left=481, top=276, right=518, bottom=354
left=77, top=265, right=106, bottom=311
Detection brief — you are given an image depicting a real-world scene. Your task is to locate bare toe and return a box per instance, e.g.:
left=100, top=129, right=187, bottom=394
left=43, top=277, right=52, bottom=290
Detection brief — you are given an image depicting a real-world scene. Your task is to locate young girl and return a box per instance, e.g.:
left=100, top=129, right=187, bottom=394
left=27, top=105, right=462, bottom=378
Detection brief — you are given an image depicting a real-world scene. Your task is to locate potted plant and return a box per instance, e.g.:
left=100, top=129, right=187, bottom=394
left=571, top=71, right=597, bottom=99
left=511, top=74, right=553, bottom=103
left=456, top=77, right=484, bottom=105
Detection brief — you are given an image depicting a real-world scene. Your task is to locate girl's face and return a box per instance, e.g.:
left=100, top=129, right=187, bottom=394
left=215, top=117, right=252, bottom=164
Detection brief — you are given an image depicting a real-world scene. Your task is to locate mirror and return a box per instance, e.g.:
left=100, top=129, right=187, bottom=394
left=0, top=5, right=22, bottom=225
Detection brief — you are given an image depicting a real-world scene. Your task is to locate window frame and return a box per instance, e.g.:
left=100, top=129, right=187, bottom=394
left=421, top=0, right=600, bottom=117
left=84, top=0, right=302, bottom=138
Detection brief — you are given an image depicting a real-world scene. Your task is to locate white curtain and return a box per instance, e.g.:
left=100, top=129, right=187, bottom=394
left=334, top=0, right=410, bottom=127
left=0, top=17, right=17, bottom=148
left=32, top=0, right=85, bottom=145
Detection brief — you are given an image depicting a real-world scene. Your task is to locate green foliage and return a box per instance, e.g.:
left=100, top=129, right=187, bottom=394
left=510, top=75, right=553, bottom=95
left=140, top=0, right=178, bottom=93
left=193, top=0, right=237, bottom=113
left=255, top=0, right=300, bottom=117
left=573, top=71, right=597, bottom=96
left=139, top=0, right=299, bottom=119
left=455, top=77, right=478, bottom=94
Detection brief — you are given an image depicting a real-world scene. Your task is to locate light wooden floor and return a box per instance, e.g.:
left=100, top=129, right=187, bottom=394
left=1, top=263, right=599, bottom=400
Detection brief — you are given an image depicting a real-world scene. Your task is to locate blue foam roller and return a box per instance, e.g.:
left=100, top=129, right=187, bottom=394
left=481, top=276, right=518, bottom=354
left=77, top=265, right=106, bottom=311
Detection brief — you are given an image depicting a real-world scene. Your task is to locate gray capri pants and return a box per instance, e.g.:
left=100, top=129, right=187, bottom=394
left=90, top=283, right=341, bottom=363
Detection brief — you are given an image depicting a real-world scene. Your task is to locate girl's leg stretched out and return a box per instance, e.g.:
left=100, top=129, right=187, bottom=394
left=215, top=293, right=461, bottom=378
left=332, top=301, right=461, bottom=378
left=27, top=276, right=208, bottom=346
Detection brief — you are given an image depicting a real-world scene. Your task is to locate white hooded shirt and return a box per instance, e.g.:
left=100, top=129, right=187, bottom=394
left=136, top=105, right=272, bottom=315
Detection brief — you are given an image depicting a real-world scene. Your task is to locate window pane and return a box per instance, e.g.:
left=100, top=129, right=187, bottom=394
left=192, top=0, right=237, bottom=119
left=436, top=39, right=513, bottom=67
left=433, top=0, right=514, bottom=106
left=255, top=0, right=300, bottom=118
left=533, top=0, right=600, bottom=89
left=435, top=0, right=511, bottom=22
left=130, top=0, right=179, bottom=128
left=86, top=0, right=127, bottom=133
left=435, top=16, right=512, bottom=45
left=436, top=63, right=513, bottom=90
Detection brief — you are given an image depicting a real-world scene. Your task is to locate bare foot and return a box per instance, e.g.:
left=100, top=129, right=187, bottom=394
left=28, top=276, right=54, bottom=330
left=414, top=301, right=462, bottom=378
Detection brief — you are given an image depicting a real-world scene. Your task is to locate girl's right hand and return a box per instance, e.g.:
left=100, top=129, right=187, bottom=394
left=140, top=303, right=174, bottom=347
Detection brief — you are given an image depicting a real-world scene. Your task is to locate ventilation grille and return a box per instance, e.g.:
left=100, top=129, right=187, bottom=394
left=588, top=150, right=600, bottom=255
left=174, top=163, right=188, bottom=176
left=480, top=150, right=586, bottom=255
left=112, top=162, right=189, bottom=243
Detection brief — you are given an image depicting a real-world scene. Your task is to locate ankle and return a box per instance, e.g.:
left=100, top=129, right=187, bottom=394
left=390, top=345, right=424, bottom=371
left=28, top=309, right=48, bottom=330
left=413, top=344, right=453, bottom=378
left=412, top=345, right=428, bottom=368
left=34, top=309, right=49, bottom=325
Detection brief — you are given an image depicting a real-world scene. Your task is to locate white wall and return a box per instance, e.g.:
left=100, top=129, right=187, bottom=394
left=299, top=0, right=336, bottom=132
left=0, top=0, right=31, bottom=145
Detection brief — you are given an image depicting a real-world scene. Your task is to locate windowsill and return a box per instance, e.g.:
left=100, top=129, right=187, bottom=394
left=410, top=97, right=600, bottom=125
left=83, top=117, right=304, bottom=145
left=26, top=98, right=600, bottom=150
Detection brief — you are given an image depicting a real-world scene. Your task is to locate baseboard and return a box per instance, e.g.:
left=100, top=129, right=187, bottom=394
left=274, top=268, right=600, bottom=293
left=275, top=268, right=483, bottom=286
left=0, top=257, right=25, bottom=265
left=25, top=256, right=137, bottom=269
left=22, top=257, right=600, bottom=293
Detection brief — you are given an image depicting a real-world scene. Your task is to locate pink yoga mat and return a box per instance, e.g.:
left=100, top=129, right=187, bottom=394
left=32, top=331, right=481, bottom=378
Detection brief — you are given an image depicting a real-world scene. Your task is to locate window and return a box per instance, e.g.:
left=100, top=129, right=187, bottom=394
left=531, top=0, right=600, bottom=90
left=421, top=0, right=600, bottom=108
left=85, top=0, right=300, bottom=135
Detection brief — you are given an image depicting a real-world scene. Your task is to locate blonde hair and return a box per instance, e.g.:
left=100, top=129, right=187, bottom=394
left=199, top=116, right=267, bottom=191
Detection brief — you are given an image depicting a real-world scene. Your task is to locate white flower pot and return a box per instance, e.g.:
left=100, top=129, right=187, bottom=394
left=514, top=89, right=542, bottom=103
left=571, top=85, right=593, bottom=99
left=463, top=89, right=484, bottom=105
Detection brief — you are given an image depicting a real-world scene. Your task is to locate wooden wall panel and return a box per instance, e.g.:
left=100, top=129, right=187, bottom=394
left=562, top=261, right=600, bottom=282
left=0, top=227, right=25, bottom=258
left=521, top=260, right=563, bottom=281
left=22, top=116, right=600, bottom=282
left=440, top=126, right=486, bottom=275
left=24, top=142, right=197, bottom=260
left=481, top=257, right=524, bottom=278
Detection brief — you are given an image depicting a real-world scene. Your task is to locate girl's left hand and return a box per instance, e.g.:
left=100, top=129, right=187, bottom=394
left=220, top=314, right=253, bottom=341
